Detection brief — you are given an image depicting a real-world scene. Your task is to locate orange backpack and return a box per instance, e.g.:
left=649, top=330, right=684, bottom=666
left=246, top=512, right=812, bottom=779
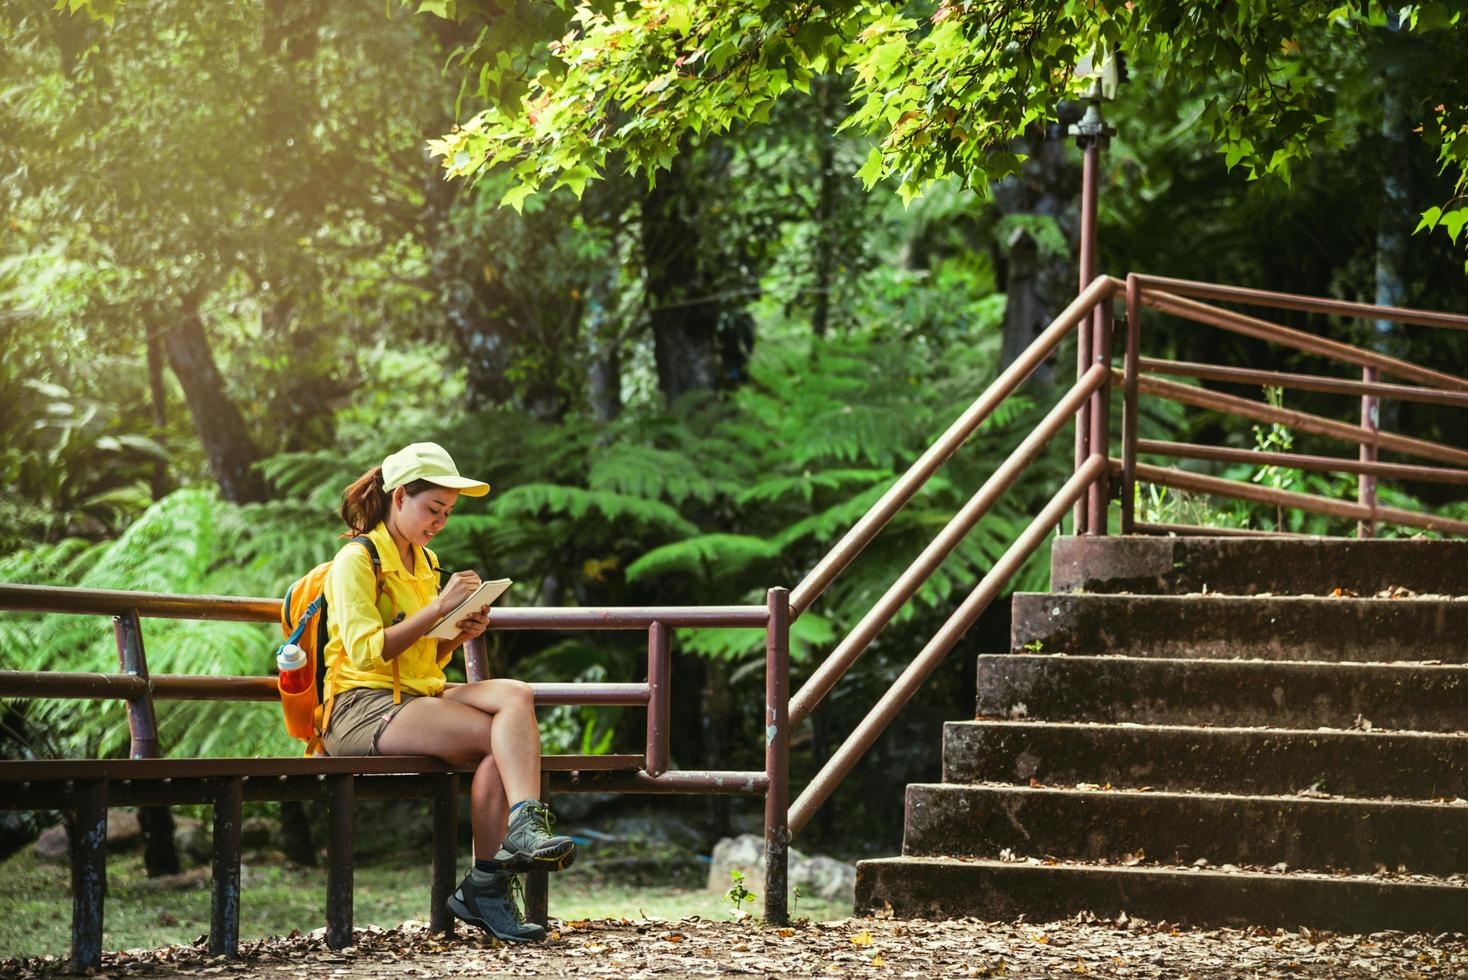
left=276, top=536, right=383, bottom=756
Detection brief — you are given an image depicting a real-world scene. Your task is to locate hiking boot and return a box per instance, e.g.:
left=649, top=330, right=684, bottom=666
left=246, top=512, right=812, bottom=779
left=446, top=869, right=546, bottom=943
left=493, top=799, right=577, bottom=872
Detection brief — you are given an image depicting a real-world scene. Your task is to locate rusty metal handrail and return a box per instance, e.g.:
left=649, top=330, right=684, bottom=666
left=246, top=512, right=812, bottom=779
left=1137, top=357, right=1468, bottom=409
left=786, top=361, right=1111, bottom=728
left=1121, top=273, right=1468, bottom=538
left=1129, top=274, right=1468, bottom=332
left=1123, top=459, right=1468, bottom=537
left=0, top=585, right=767, bottom=629
left=1137, top=440, right=1468, bottom=486
left=787, top=454, right=1108, bottom=835
left=787, top=274, right=1119, bottom=617
left=0, top=671, right=654, bottom=705
left=1140, top=289, right=1468, bottom=391
left=1131, top=371, right=1468, bottom=468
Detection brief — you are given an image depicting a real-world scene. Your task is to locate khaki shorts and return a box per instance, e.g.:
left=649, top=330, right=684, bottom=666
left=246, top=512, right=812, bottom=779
left=321, top=687, right=421, bottom=757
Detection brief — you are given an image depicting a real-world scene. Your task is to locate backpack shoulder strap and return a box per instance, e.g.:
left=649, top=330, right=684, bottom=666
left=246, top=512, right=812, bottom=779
left=350, top=535, right=385, bottom=593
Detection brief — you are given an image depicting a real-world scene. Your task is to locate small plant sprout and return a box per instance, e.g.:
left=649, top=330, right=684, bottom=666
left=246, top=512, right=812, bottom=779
left=724, top=869, right=757, bottom=914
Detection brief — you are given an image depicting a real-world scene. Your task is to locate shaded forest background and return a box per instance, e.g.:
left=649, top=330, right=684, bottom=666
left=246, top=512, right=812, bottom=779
left=3, top=2, right=1468, bottom=858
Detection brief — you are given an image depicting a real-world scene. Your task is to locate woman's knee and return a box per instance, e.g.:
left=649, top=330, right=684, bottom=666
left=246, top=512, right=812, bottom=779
left=477, top=677, right=533, bottom=707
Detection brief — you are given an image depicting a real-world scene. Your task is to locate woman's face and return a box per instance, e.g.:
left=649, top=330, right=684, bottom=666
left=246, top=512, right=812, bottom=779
left=392, top=486, right=461, bottom=547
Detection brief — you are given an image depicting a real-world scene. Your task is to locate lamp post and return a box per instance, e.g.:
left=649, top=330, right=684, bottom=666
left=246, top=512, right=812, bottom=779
left=1069, top=50, right=1119, bottom=535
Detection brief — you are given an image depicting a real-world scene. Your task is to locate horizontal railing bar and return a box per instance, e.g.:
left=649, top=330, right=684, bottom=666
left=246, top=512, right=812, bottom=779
left=1142, top=291, right=1468, bottom=392
left=0, top=584, right=765, bottom=631
left=486, top=607, right=766, bottom=629
left=0, top=768, right=769, bottom=809
left=549, top=770, right=769, bottom=795
left=0, top=585, right=280, bottom=621
left=1135, top=357, right=1468, bottom=409
left=787, top=362, right=1110, bottom=728
left=1137, top=440, right=1468, bottom=486
left=0, top=754, right=648, bottom=782
left=1131, top=371, right=1468, bottom=469
left=0, top=671, right=150, bottom=699
left=1132, top=275, right=1468, bottom=332
left=787, top=275, right=1119, bottom=617
left=1125, top=460, right=1468, bottom=537
left=0, top=671, right=654, bottom=706
left=1132, top=521, right=1303, bottom=539
left=787, top=454, right=1107, bottom=837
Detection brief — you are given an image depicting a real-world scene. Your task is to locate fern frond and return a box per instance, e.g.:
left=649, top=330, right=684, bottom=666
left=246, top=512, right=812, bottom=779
left=625, top=534, right=780, bottom=584
left=491, top=483, right=699, bottom=536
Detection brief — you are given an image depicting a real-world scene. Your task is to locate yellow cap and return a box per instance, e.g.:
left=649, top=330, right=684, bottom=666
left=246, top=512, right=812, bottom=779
left=381, top=442, right=490, bottom=497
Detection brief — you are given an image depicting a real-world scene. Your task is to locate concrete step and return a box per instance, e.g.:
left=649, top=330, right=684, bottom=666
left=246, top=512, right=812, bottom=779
left=1011, top=592, right=1468, bottom=662
left=942, top=720, right=1468, bottom=799
left=976, top=654, right=1468, bottom=732
left=1050, top=535, right=1468, bottom=597
left=854, top=855, right=1468, bottom=933
left=902, top=783, right=1468, bottom=876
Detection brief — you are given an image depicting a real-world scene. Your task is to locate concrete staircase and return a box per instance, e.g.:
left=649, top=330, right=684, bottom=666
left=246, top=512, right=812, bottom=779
left=854, top=535, right=1468, bottom=932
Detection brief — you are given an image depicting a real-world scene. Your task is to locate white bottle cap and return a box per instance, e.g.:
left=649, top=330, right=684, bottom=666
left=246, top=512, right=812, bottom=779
left=277, top=643, right=307, bottom=671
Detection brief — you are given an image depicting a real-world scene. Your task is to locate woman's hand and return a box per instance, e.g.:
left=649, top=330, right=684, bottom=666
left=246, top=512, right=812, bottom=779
left=435, top=570, right=482, bottom=618
left=452, top=606, right=491, bottom=641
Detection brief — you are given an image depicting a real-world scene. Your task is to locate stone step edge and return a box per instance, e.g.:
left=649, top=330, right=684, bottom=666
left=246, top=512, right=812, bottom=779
left=856, top=854, right=1468, bottom=890
left=949, top=719, right=1468, bottom=743
left=978, top=652, right=1468, bottom=671
left=1014, top=592, right=1468, bottom=606
left=906, top=782, right=1468, bottom=811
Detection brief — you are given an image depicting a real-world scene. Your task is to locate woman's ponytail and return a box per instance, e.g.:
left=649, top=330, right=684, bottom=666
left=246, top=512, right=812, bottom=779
left=340, top=466, right=391, bottom=537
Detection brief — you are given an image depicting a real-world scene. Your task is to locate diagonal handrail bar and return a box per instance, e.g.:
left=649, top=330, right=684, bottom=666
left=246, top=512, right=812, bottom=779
left=1136, top=440, right=1468, bottom=487
left=1130, top=371, right=1468, bottom=468
left=1129, top=274, right=1468, bottom=332
left=1123, top=460, right=1468, bottom=537
left=1136, top=357, right=1468, bottom=409
left=788, top=275, right=1118, bottom=618
left=787, top=453, right=1108, bottom=836
left=1141, top=290, right=1468, bottom=391
left=786, top=361, right=1111, bottom=728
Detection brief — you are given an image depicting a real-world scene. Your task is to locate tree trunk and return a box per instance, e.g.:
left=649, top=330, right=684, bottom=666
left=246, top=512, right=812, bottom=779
left=811, top=77, right=839, bottom=339
left=160, top=310, right=269, bottom=504
left=146, top=329, right=169, bottom=501
left=1374, top=19, right=1411, bottom=432
left=993, top=112, right=1081, bottom=377
left=643, top=154, right=721, bottom=404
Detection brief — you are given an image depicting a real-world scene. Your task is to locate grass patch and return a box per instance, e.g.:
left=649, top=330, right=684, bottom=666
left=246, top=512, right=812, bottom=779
left=0, top=843, right=851, bottom=960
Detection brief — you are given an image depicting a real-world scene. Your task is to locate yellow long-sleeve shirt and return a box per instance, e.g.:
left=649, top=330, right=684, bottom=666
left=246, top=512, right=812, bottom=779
left=323, top=522, right=451, bottom=699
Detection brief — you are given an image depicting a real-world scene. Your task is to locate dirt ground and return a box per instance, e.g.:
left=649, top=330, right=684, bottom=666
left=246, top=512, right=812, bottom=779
left=2, top=912, right=1463, bottom=979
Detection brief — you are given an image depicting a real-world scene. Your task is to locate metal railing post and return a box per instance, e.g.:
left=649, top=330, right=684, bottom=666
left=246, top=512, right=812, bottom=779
left=114, top=609, right=159, bottom=758
left=325, top=774, right=355, bottom=950
left=1087, top=300, right=1114, bottom=533
left=429, top=772, right=457, bottom=935
left=464, top=635, right=490, bottom=682
left=525, top=771, right=552, bottom=926
left=1121, top=275, right=1142, bottom=533
left=70, top=779, right=107, bottom=972
left=763, top=587, right=790, bottom=925
left=645, top=622, right=670, bottom=776
left=209, top=776, right=243, bottom=957
left=1360, top=367, right=1379, bottom=538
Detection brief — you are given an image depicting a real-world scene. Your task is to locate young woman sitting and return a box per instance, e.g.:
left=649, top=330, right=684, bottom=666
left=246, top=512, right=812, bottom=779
left=322, top=441, right=573, bottom=943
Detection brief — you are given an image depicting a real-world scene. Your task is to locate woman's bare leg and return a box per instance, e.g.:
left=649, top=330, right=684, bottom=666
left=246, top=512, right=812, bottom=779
left=442, top=679, right=541, bottom=805
left=376, top=697, right=507, bottom=861
left=470, top=754, right=508, bottom=861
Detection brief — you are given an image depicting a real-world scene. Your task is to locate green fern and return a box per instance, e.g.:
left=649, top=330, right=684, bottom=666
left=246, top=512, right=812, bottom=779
left=625, top=534, right=782, bottom=585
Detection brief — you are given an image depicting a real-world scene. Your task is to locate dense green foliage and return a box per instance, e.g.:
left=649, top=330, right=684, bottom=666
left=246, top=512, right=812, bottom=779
left=6, top=0, right=1468, bottom=853
left=422, top=1, right=1468, bottom=267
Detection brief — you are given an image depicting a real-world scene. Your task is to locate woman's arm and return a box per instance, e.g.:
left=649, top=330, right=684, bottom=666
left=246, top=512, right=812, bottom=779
left=379, top=570, right=482, bottom=663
